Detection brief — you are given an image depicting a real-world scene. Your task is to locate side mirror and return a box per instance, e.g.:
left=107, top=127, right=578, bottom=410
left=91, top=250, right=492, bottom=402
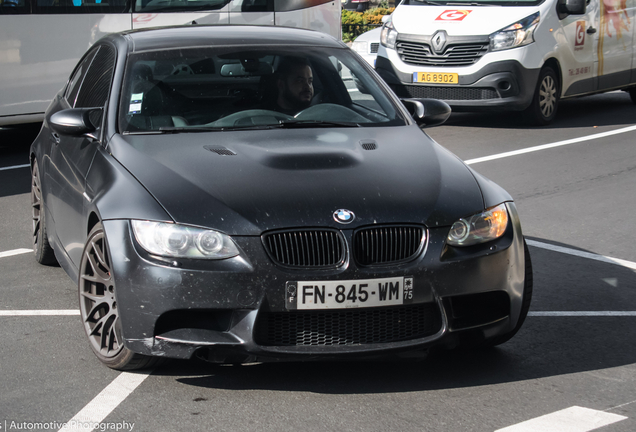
left=401, top=98, right=451, bottom=128
left=557, top=0, right=586, bottom=16
left=49, top=108, right=101, bottom=138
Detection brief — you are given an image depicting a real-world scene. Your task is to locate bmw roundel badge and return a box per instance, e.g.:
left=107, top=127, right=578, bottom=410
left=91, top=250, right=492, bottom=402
left=333, top=209, right=355, bottom=224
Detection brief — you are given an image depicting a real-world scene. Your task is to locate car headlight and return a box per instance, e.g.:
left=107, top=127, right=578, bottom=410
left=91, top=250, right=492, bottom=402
left=447, top=203, right=509, bottom=247
left=489, top=12, right=540, bottom=52
left=131, top=220, right=239, bottom=259
left=351, top=40, right=369, bottom=55
left=380, top=18, right=398, bottom=49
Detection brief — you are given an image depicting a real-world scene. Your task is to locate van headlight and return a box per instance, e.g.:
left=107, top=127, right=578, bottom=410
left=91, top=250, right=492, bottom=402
left=380, top=18, right=398, bottom=49
left=132, top=220, right=239, bottom=259
left=489, top=12, right=540, bottom=52
left=447, top=204, right=509, bottom=247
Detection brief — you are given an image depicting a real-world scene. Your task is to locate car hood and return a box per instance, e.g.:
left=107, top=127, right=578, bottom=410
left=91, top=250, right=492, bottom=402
left=108, top=126, right=484, bottom=236
left=392, top=5, right=539, bottom=37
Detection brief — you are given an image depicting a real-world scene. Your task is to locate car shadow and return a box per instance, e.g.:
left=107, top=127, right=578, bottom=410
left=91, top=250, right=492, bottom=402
left=442, top=91, right=636, bottom=130
left=0, top=123, right=39, bottom=198
left=149, top=237, right=636, bottom=393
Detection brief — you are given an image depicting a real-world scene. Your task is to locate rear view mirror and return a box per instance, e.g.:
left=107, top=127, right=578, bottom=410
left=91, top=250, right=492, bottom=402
left=401, top=98, right=451, bottom=128
left=49, top=108, right=101, bottom=138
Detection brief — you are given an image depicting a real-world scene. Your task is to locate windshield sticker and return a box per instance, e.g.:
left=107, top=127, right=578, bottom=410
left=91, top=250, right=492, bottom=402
left=435, top=10, right=472, bottom=21
left=129, top=93, right=143, bottom=114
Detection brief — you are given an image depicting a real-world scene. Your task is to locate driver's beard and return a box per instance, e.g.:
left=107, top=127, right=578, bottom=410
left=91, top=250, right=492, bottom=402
left=283, top=86, right=312, bottom=111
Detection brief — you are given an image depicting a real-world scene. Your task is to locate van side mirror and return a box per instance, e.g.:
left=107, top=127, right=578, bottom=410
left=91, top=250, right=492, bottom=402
left=49, top=108, right=101, bottom=139
left=401, top=98, right=451, bottom=128
left=557, top=0, right=586, bottom=17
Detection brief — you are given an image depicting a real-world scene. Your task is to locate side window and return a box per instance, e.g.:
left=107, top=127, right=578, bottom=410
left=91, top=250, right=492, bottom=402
left=75, top=45, right=116, bottom=108
left=32, top=0, right=128, bottom=14
left=65, top=49, right=98, bottom=107
left=74, top=45, right=116, bottom=127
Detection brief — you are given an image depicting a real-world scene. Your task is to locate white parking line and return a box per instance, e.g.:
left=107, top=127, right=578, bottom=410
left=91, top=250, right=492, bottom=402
left=527, top=240, right=636, bottom=271
left=0, top=310, right=79, bottom=316
left=0, top=248, right=32, bottom=258
left=0, top=163, right=30, bottom=171
left=57, top=372, right=151, bottom=432
left=495, top=406, right=627, bottom=432
left=465, top=125, right=636, bottom=165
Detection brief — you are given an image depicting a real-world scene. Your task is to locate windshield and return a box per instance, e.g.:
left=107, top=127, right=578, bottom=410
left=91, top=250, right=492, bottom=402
left=118, top=46, right=406, bottom=134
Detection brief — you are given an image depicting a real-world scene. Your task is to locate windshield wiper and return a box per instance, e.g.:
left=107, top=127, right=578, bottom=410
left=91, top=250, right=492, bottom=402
left=277, top=120, right=361, bottom=128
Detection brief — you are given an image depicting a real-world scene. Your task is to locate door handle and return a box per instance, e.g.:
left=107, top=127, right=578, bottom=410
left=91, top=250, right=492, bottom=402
left=587, top=26, right=597, bottom=34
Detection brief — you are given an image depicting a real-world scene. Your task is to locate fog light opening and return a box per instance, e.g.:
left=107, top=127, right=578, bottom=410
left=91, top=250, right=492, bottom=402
left=498, top=81, right=511, bottom=91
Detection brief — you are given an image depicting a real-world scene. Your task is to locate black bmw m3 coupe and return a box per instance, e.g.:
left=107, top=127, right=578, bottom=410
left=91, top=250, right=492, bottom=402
left=30, top=25, right=532, bottom=370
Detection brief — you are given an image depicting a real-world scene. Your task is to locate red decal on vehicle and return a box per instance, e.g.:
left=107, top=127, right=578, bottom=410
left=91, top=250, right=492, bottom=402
left=133, top=13, right=159, bottom=23
left=575, top=21, right=586, bottom=47
left=435, top=10, right=472, bottom=21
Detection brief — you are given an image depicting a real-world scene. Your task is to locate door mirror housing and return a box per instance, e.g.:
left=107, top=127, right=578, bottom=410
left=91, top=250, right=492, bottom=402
left=557, top=0, right=586, bottom=17
left=401, top=98, right=451, bottom=128
left=49, top=108, right=101, bottom=138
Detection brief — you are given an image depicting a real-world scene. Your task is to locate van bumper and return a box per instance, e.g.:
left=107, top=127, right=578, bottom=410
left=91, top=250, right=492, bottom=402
left=375, top=57, right=540, bottom=112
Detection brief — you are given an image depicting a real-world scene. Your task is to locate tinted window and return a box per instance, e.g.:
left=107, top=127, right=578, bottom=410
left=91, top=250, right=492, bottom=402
left=65, top=49, right=98, bottom=107
left=75, top=45, right=116, bottom=108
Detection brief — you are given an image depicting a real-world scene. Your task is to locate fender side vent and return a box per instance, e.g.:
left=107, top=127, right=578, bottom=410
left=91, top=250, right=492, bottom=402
left=204, top=146, right=236, bottom=156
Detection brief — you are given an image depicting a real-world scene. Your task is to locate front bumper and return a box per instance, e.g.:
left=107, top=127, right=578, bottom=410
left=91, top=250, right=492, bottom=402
left=102, top=202, right=526, bottom=362
left=375, top=56, right=540, bottom=112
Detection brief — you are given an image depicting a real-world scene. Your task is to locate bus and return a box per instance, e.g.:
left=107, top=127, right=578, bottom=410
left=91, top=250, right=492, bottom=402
left=0, top=0, right=341, bottom=126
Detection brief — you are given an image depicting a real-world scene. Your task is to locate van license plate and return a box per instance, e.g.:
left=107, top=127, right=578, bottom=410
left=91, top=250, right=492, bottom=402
left=285, top=277, right=413, bottom=310
left=413, top=72, right=459, bottom=84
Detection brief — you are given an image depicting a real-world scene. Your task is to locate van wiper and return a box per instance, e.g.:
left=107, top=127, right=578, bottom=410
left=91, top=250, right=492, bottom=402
left=278, top=120, right=361, bottom=128
left=411, top=0, right=446, bottom=5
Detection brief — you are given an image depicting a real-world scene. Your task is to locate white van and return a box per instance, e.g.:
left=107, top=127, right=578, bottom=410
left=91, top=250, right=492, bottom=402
left=374, top=0, right=636, bottom=124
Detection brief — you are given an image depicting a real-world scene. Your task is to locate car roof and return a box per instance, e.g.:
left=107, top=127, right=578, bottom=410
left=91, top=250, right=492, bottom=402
left=107, top=25, right=346, bottom=53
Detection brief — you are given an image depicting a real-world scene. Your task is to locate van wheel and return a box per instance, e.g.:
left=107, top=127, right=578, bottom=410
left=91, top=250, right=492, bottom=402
left=524, top=66, right=559, bottom=125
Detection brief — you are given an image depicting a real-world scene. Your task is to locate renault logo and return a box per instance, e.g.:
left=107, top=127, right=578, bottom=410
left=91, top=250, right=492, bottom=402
left=333, top=209, right=355, bottom=224
left=431, top=30, right=448, bottom=54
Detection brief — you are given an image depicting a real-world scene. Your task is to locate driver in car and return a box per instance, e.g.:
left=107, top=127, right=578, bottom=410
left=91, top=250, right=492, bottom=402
left=264, top=56, right=314, bottom=116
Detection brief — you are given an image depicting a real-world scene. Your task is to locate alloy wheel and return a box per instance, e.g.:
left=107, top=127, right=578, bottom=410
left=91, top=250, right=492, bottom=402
left=79, top=228, right=124, bottom=359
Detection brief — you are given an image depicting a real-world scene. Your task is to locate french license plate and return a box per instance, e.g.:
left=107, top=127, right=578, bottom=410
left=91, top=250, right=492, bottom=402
left=285, top=277, right=414, bottom=310
left=413, top=72, right=459, bottom=84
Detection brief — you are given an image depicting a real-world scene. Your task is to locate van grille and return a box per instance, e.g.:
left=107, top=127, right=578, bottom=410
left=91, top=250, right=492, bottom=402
left=397, top=41, right=488, bottom=67
left=391, top=84, right=499, bottom=101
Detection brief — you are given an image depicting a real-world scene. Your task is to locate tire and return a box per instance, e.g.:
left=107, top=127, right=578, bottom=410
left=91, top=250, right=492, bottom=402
left=481, top=239, right=533, bottom=347
left=31, top=160, right=57, bottom=265
left=79, top=223, right=160, bottom=370
left=523, top=66, right=559, bottom=126
left=629, top=88, right=636, bottom=104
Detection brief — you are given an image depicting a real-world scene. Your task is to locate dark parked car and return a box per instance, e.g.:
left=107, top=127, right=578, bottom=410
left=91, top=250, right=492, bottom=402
left=30, top=25, right=532, bottom=370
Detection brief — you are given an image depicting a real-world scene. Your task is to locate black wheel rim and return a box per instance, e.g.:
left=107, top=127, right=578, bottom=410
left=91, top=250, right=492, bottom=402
left=79, top=230, right=124, bottom=358
left=31, top=164, right=42, bottom=251
left=538, top=75, right=556, bottom=119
